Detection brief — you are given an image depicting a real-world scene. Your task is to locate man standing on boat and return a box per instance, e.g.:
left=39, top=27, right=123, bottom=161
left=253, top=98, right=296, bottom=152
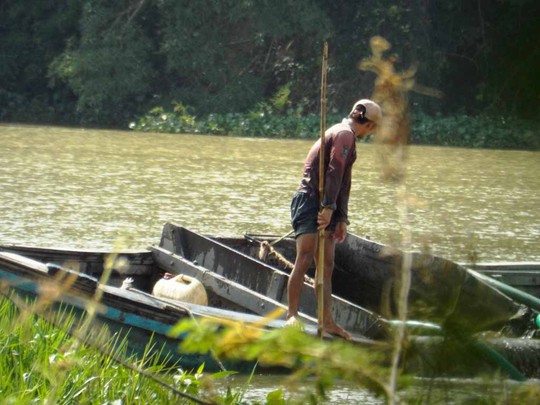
left=287, top=99, right=382, bottom=339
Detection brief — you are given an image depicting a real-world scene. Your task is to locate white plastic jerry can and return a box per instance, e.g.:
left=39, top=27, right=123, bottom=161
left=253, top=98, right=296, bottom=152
left=152, top=273, right=208, bottom=306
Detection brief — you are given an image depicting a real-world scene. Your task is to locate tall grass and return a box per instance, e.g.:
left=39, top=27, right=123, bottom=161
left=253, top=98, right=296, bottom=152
left=0, top=295, right=228, bottom=404
left=3, top=293, right=538, bottom=404
left=0, top=293, right=387, bottom=404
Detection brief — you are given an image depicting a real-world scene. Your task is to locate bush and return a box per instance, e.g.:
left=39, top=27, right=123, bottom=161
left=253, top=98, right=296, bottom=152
left=410, top=112, right=539, bottom=150
left=130, top=104, right=539, bottom=150
left=130, top=102, right=343, bottom=140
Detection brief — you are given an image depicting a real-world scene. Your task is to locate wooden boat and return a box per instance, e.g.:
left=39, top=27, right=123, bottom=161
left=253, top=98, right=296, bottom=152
left=158, top=222, right=538, bottom=336
left=3, top=223, right=538, bottom=339
left=0, top=247, right=385, bottom=340
left=0, top=249, right=321, bottom=373
left=154, top=223, right=386, bottom=339
left=1, top=226, right=539, bottom=379
left=460, top=262, right=540, bottom=299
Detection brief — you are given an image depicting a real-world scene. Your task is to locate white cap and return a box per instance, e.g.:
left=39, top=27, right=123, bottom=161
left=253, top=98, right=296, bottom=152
left=349, top=99, right=382, bottom=124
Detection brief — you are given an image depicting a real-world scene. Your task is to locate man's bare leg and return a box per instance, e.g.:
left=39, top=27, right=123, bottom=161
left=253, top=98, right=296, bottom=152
left=315, top=231, right=352, bottom=340
left=287, top=232, right=317, bottom=322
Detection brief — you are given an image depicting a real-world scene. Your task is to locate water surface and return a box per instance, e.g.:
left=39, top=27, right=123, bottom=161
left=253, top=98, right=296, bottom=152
left=1, top=124, right=538, bottom=262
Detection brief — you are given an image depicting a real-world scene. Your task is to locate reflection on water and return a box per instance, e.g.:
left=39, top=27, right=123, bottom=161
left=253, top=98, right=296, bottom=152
left=218, top=374, right=384, bottom=404
left=1, top=123, right=539, bottom=262
left=215, top=374, right=535, bottom=404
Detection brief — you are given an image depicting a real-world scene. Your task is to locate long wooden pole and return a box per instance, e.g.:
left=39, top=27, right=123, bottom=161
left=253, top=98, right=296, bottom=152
left=317, top=41, right=328, bottom=338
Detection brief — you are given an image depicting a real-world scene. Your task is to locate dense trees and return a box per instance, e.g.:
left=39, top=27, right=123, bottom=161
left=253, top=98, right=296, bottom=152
left=1, top=0, right=539, bottom=133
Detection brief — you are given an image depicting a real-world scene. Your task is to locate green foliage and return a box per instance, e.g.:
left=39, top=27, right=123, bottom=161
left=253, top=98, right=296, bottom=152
left=1, top=0, right=539, bottom=132
left=130, top=102, right=539, bottom=150
left=411, top=112, right=540, bottom=150
left=171, top=317, right=391, bottom=401
left=0, top=0, right=82, bottom=123
left=130, top=102, right=340, bottom=139
left=154, top=0, right=329, bottom=115
left=2, top=289, right=539, bottom=403
left=49, top=0, right=154, bottom=125
left=0, top=296, right=251, bottom=404
left=427, top=0, right=540, bottom=119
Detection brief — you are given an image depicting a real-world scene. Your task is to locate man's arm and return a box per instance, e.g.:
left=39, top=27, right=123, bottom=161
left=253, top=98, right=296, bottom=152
left=321, top=130, right=355, bottom=210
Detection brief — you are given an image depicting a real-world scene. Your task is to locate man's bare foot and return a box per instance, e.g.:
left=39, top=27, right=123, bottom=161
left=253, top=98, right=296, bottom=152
left=323, top=323, right=352, bottom=340
left=284, top=316, right=304, bottom=330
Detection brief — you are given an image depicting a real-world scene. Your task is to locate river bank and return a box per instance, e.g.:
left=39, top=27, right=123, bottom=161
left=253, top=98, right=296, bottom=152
left=129, top=106, right=540, bottom=151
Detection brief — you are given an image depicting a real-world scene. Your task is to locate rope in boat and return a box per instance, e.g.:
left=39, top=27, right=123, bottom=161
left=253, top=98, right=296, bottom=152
left=258, top=241, right=294, bottom=270
left=255, top=231, right=315, bottom=285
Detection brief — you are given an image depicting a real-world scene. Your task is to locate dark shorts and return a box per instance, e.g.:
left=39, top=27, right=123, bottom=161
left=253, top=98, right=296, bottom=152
left=290, top=191, right=336, bottom=237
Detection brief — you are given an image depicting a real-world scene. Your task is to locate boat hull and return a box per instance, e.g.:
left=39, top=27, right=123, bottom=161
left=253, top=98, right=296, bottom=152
left=157, top=223, right=386, bottom=339
left=2, top=230, right=539, bottom=379
left=0, top=251, right=271, bottom=372
left=204, top=226, right=533, bottom=334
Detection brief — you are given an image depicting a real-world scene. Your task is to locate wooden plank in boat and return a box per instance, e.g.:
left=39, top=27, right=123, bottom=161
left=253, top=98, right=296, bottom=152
left=156, top=223, right=386, bottom=339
